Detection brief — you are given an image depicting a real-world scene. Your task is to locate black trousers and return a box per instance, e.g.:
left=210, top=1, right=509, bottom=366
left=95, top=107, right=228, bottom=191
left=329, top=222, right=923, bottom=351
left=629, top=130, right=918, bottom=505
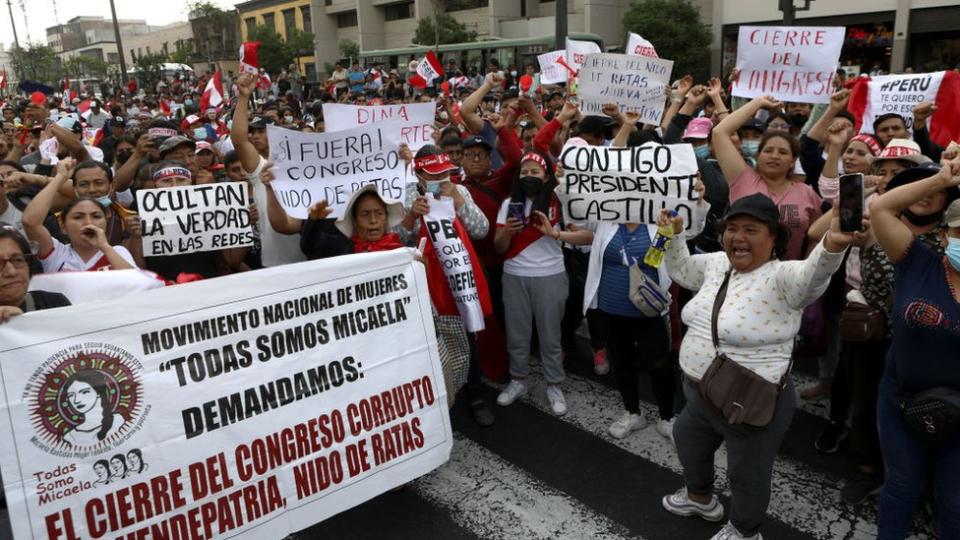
left=828, top=337, right=888, bottom=470
left=600, top=310, right=674, bottom=420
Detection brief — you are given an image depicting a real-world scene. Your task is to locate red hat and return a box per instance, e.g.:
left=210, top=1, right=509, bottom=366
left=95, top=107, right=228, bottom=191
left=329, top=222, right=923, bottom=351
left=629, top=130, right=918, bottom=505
left=414, top=153, right=457, bottom=174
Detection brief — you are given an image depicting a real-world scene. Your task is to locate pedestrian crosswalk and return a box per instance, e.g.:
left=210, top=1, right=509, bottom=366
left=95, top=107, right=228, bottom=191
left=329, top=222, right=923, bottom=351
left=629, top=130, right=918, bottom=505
left=307, top=361, right=937, bottom=540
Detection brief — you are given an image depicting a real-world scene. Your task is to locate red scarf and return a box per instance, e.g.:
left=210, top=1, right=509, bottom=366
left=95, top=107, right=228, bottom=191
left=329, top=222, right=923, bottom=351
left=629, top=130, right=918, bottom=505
left=418, top=219, right=492, bottom=318
left=353, top=232, right=403, bottom=253
left=504, top=195, right=562, bottom=260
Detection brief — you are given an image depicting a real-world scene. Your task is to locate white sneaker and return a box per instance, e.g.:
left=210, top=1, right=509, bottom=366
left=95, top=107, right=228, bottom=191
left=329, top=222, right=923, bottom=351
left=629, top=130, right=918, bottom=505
left=710, top=522, right=762, bottom=540
left=497, top=380, right=527, bottom=406
left=546, top=385, right=567, bottom=416
left=608, top=411, right=647, bottom=439
left=661, top=487, right=725, bottom=522
left=656, top=418, right=675, bottom=442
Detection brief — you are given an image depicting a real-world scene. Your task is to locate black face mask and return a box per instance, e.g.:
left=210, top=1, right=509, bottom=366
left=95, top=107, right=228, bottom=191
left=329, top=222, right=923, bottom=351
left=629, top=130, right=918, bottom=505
left=902, top=209, right=942, bottom=227
left=520, top=176, right=543, bottom=197
left=789, top=114, right=808, bottom=128
left=116, top=151, right=133, bottom=165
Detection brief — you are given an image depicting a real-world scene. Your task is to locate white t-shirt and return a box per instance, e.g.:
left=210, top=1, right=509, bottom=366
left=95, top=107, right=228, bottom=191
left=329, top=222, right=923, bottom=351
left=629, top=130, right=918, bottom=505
left=496, top=198, right=564, bottom=278
left=249, top=156, right=306, bottom=267
left=40, top=238, right=137, bottom=273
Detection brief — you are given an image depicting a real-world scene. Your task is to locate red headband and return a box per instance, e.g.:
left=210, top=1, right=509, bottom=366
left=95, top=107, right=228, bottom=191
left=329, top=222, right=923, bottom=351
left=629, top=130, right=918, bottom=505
left=521, top=152, right=547, bottom=170
left=849, top=134, right=882, bottom=157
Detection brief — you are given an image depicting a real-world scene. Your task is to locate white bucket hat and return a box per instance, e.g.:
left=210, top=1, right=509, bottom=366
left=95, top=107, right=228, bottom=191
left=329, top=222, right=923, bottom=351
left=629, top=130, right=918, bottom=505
left=334, top=184, right=405, bottom=238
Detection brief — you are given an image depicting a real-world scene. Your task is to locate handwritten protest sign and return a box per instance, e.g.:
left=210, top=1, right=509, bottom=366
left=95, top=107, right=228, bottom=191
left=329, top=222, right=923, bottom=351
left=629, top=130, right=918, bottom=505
left=137, top=183, right=254, bottom=256
left=0, top=249, right=452, bottom=539
left=565, top=37, right=602, bottom=73
left=733, top=26, right=844, bottom=104
left=626, top=33, right=658, bottom=58
left=537, top=50, right=568, bottom=85
left=323, top=103, right=435, bottom=151
left=267, top=123, right=407, bottom=219
left=558, top=142, right=702, bottom=231
left=577, top=53, right=674, bottom=124
left=423, top=198, right=484, bottom=333
left=860, top=72, right=945, bottom=135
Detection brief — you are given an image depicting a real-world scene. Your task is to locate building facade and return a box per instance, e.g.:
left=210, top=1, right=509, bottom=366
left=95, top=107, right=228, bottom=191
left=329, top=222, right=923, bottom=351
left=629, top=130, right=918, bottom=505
left=189, top=7, right=242, bottom=75
left=237, top=0, right=317, bottom=80
left=708, top=0, right=960, bottom=77
left=124, top=22, right=194, bottom=68
left=46, top=16, right=151, bottom=64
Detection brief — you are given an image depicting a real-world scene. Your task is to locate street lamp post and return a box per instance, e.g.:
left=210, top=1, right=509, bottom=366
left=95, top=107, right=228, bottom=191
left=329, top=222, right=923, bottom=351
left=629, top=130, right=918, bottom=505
left=108, top=0, right=128, bottom=85
left=555, top=0, right=568, bottom=50
left=6, top=0, right=21, bottom=79
left=779, top=0, right=814, bottom=25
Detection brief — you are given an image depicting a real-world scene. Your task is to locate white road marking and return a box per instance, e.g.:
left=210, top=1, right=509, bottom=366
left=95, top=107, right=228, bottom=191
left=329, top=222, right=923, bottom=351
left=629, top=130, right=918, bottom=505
left=414, top=434, right=638, bottom=540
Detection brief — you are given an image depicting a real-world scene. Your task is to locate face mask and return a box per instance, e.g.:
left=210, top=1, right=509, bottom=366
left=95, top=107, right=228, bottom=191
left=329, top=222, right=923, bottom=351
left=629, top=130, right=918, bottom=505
left=193, top=127, right=208, bottom=140
left=789, top=114, right=808, bottom=128
left=425, top=180, right=446, bottom=195
left=185, top=99, right=194, bottom=107
left=95, top=195, right=112, bottom=208
left=741, top=140, right=760, bottom=159
left=947, top=238, right=960, bottom=272
left=510, top=71, right=518, bottom=77
left=520, top=176, right=543, bottom=197
left=284, top=115, right=294, bottom=124
left=902, top=209, right=942, bottom=227
left=116, top=150, right=133, bottom=165
left=693, top=145, right=711, bottom=160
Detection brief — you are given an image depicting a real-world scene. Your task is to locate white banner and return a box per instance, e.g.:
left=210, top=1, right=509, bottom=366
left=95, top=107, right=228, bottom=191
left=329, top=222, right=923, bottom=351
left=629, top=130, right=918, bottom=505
left=537, top=50, right=568, bottom=85
left=137, top=183, right=254, bottom=256
left=860, top=72, right=945, bottom=135
left=732, top=26, right=844, bottom=104
left=0, top=249, right=452, bottom=539
left=323, top=103, right=436, bottom=151
left=558, top=142, right=702, bottom=230
left=423, top=198, right=484, bottom=333
left=565, top=38, right=602, bottom=73
left=625, top=32, right=658, bottom=58
left=577, top=53, right=674, bottom=124
left=267, top=123, right=407, bottom=219
left=29, top=269, right=165, bottom=304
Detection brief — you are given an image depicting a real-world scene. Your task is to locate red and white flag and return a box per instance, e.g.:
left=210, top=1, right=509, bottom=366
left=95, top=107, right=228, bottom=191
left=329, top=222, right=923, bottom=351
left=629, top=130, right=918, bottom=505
left=199, top=70, right=224, bottom=111
left=409, top=51, right=444, bottom=89
left=239, top=41, right=261, bottom=74
left=0, top=66, right=7, bottom=89
left=847, top=71, right=960, bottom=149
left=257, top=71, right=272, bottom=90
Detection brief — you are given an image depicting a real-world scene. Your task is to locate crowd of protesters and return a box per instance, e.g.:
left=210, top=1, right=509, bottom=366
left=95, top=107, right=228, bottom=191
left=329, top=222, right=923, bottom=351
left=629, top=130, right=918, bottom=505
left=0, top=52, right=958, bottom=540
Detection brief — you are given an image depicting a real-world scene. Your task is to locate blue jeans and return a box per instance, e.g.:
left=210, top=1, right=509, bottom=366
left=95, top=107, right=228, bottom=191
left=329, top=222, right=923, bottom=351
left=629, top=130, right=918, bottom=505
left=877, top=381, right=960, bottom=539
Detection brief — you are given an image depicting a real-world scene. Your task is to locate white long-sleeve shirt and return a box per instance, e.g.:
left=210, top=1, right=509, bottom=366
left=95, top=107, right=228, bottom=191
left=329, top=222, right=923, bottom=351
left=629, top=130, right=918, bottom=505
left=665, top=237, right=846, bottom=383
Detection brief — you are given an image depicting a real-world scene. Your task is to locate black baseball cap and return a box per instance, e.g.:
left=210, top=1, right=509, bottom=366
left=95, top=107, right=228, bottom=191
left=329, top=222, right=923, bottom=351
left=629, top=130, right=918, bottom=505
left=249, top=116, right=274, bottom=130
left=113, top=116, right=126, bottom=126
left=739, top=118, right=765, bottom=134
left=576, top=115, right=615, bottom=137
left=725, top=193, right=781, bottom=227
left=886, top=162, right=960, bottom=201
left=462, top=135, right=492, bottom=152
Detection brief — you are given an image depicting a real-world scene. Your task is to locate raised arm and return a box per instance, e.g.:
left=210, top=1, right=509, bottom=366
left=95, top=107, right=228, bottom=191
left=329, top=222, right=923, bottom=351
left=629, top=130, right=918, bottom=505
left=706, top=77, right=729, bottom=122
left=871, top=154, right=960, bottom=261
left=713, top=95, right=782, bottom=184
left=660, top=75, right=692, bottom=132
left=22, top=159, right=75, bottom=257
left=460, top=76, right=501, bottom=134
left=230, top=73, right=262, bottom=174
left=806, top=89, right=849, bottom=143
left=777, top=210, right=856, bottom=309
left=612, top=111, right=641, bottom=147
left=259, top=163, right=304, bottom=234
left=50, top=124, right=91, bottom=162
left=658, top=209, right=713, bottom=290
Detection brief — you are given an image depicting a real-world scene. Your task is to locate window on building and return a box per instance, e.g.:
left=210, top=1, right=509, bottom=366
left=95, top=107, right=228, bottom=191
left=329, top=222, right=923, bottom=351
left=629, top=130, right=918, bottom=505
left=262, top=12, right=276, bottom=31
left=245, top=17, right=256, bottom=37
left=301, top=6, right=311, bottom=31
left=324, top=0, right=331, bottom=5
left=445, top=0, right=488, bottom=11
left=385, top=2, right=414, bottom=21
left=146, top=46, right=151, bottom=55
left=162, top=42, right=169, bottom=54
left=130, top=49, right=136, bottom=61
left=283, top=8, right=296, bottom=35
left=336, top=11, right=358, bottom=28
left=107, top=52, right=119, bottom=63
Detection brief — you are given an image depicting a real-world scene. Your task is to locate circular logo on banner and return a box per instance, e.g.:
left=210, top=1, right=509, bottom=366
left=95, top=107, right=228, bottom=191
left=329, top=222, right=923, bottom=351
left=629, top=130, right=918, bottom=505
left=25, top=343, right=147, bottom=458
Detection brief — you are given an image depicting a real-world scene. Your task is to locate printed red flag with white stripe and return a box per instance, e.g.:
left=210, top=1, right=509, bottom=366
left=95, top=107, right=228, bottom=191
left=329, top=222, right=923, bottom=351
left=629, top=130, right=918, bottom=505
left=200, top=70, right=224, bottom=111
left=239, top=41, right=261, bottom=74
left=847, top=71, right=960, bottom=149
left=409, top=51, right=444, bottom=89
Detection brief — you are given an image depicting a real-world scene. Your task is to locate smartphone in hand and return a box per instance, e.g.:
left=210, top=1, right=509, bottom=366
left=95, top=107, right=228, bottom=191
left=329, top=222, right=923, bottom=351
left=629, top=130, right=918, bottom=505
left=508, top=202, right=526, bottom=226
left=838, top=173, right=864, bottom=232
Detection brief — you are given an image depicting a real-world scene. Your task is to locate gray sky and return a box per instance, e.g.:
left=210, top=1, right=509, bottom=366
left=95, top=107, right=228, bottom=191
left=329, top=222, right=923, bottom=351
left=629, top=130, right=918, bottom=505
left=1, top=0, right=238, bottom=51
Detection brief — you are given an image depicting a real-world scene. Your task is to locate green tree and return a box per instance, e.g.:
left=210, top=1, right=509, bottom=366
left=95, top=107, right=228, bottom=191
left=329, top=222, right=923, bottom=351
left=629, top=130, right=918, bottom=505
left=134, top=52, right=169, bottom=92
left=622, top=0, right=712, bottom=81
left=338, top=39, right=359, bottom=63
left=11, top=43, right=57, bottom=83
left=246, top=24, right=293, bottom=75
left=413, top=13, right=477, bottom=46
left=169, top=41, right=193, bottom=65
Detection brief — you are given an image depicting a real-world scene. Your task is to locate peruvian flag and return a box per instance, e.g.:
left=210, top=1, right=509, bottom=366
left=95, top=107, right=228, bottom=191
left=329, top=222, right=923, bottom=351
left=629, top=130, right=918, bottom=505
left=0, top=66, right=6, bottom=89
left=77, top=99, right=92, bottom=114
left=159, top=99, right=171, bottom=117
left=847, top=71, right=960, bottom=148
left=82, top=127, right=104, bottom=147
left=239, top=41, right=261, bottom=74
left=257, top=72, right=272, bottom=91
left=409, top=50, right=444, bottom=89
left=61, top=78, right=77, bottom=109
left=200, top=70, right=224, bottom=111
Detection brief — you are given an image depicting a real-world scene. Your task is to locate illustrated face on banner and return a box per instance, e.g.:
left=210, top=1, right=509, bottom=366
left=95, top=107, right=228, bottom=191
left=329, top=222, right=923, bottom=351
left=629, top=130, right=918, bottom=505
left=66, top=380, right=99, bottom=413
